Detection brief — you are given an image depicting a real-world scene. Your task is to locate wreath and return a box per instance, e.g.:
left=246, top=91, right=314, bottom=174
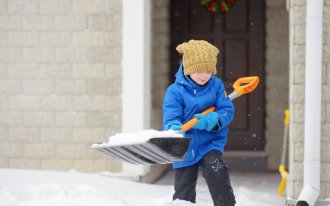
left=200, top=0, right=236, bottom=14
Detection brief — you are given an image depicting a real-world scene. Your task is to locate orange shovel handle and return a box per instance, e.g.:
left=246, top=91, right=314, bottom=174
left=180, top=76, right=259, bottom=132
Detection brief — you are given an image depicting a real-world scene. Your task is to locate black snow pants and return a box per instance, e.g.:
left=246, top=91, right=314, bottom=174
left=173, top=150, right=236, bottom=206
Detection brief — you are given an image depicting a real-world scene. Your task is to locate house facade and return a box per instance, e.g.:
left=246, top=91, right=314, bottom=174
left=0, top=0, right=329, bottom=203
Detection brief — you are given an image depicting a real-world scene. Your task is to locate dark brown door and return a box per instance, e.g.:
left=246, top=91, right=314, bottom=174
left=170, top=0, right=265, bottom=150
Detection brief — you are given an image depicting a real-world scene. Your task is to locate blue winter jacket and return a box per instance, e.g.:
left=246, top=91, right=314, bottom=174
left=163, top=64, right=235, bottom=168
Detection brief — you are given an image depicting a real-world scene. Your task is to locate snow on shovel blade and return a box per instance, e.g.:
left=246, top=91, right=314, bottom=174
left=91, top=137, right=191, bottom=165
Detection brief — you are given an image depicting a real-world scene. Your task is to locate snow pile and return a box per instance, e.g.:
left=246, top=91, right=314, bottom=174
left=0, top=169, right=285, bottom=206
left=93, top=129, right=184, bottom=147
left=0, top=169, right=173, bottom=206
left=234, top=186, right=281, bottom=206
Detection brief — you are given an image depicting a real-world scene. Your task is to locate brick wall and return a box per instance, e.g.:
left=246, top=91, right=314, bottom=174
left=0, top=0, right=122, bottom=172
left=288, top=0, right=330, bottom=199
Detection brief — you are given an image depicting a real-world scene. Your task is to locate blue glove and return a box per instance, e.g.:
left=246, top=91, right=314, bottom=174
left=193, top=112, right=219, bottom=131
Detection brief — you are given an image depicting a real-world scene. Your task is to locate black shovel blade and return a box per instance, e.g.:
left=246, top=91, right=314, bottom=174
left=91, top=137, right=191, bottom=165
left=148, top=137, right=191, bottom=160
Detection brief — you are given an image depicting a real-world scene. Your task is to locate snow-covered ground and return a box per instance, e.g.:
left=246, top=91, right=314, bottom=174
left=0, top=168, right=285, bottom=206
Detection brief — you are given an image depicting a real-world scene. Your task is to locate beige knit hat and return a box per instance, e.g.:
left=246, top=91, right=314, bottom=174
left=176, top=39, right=219, bottom=75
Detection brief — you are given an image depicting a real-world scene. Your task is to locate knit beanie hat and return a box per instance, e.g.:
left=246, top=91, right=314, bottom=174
left=176, top=39, right=219, bottom=75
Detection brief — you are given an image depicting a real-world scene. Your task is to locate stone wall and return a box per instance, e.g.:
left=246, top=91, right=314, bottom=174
left=265, top=0, right=290, bottom=171
left=0, top=0, right=123, bottom=172
left=288, top=0, right=330, bottom=199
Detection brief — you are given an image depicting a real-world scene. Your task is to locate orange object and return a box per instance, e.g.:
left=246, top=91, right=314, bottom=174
left=233, top=76, right=259, bottom=96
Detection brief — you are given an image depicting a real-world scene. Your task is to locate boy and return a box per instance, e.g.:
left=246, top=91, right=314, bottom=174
left=163, top=40, right=236, bottom=205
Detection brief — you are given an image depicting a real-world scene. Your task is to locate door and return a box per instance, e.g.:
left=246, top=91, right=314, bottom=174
left=170, top=0, right=265, bottom=150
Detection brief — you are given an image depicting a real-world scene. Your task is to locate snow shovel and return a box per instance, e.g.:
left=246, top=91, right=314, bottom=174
left=91, top=76, right=260, bottom=165
left=278, top=109, right=290, bottom=196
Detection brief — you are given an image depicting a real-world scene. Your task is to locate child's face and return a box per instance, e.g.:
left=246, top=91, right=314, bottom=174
left=190, top=71, right=213, bottom=85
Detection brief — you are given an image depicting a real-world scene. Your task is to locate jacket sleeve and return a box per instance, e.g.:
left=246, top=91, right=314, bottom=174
left=162, top=85, right=184, bottom=130
left=214, top=80, right=235, bottom=129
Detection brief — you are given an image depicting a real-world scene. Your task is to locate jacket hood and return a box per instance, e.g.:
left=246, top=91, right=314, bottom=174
left=175, top=63, right=214, bottom=94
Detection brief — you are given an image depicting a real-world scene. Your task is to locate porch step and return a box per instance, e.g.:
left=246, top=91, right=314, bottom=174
left=223, top=151, right=268, bottom=172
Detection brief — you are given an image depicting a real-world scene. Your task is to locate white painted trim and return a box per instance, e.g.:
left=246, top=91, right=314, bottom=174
left=122, top=0, right=151, bottom=177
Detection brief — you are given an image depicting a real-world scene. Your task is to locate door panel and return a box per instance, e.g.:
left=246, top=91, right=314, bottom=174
left=224, top=39, right=248, bottom=78
left=224, top=0, right=248, bottom=32
left=170, top=0, right=265, bottom=150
